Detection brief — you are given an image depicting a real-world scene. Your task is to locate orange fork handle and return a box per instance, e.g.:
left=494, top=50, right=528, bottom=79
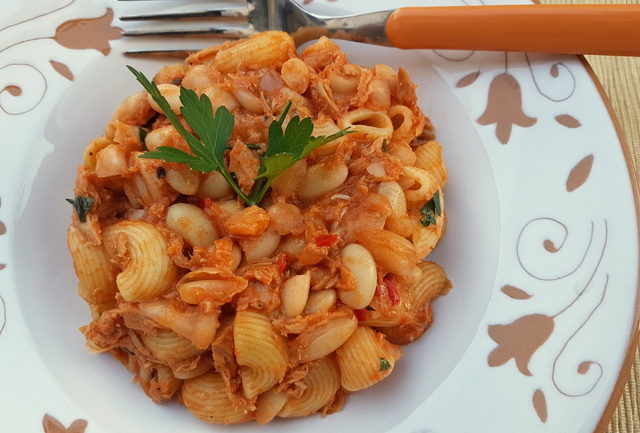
left=385, top=4, right=640, bottom=56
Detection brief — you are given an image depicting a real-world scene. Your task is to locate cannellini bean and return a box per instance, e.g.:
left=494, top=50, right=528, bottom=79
left=198, top=171, right=233, bottom=199
left=95, top=144, right=128, bottom=178
left=377, top=181, right=407, bottom=217
left=281, top=272, right=311, bottom=317
left=233, top=88, right=263, bottom=114
left=267, top=203, right=302, bottom=235
left=280, top=57, right=310, bottom=94
left=203, top=86, right=240, bottom=112
left=219, top=199, right=244, bottom=216
left=302, top=163, right=348, bottom=200
left=294, top=315, right=358, bottom=363
left=304, top=289, right=337, bottom=314
left=281, top=236, right=306, bottom=256
left=339, top=244, right=377, bottom=309
left=182, top=65, right=216, bottom=90
left=147, top=83, right=182, bottom=115
left=240, top=229, right=280, bottom=263
left=166, top=203, right=218, bottom=247
left=165, top=167, right=199, bottom=195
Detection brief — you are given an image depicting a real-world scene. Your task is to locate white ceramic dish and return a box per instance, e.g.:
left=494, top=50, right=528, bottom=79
left=0, top=0, right=638, bottom=432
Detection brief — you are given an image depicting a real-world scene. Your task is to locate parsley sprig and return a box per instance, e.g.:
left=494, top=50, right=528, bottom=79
left=128, top=66, right=351, bottom=207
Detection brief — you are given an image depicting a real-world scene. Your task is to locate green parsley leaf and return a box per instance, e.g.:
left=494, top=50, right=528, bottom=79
left=129, top=66, right=252, bottom=204
left=138, top=127, right=149, bottom=144
left=419, top=191, right=442, bottom=227
left=381, top=139, right=388, bottom=152
left=379, top=358, right=391, bottom=371
left=66, top=196, right=94, bottom=223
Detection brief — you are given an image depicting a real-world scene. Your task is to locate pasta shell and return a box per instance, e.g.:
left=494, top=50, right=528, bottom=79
left=234, top=310, right=288, bottom=398
left=67, top=226, right=118, bottom=304
left=182, top=373, right=254, bottom=424
left=336, top=326, right=402, bottom=391
left=278, top=357, right=341, bottom=417
left=140, top=328, right=204, bottom=363
left=103, top=221, right=177, bottom=302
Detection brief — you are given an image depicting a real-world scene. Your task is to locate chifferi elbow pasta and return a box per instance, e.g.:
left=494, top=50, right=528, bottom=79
left=67, top=30, right=452, bottom=425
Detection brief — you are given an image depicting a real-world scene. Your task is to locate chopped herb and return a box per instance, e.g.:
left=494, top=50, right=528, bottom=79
left=379, top=358, right=391, bottom=371
left=419, top=191, right=442, bottom=227
left=129, top=66, right=351, bottom=207
left=138, top=127, right=149, bottom=144
left=156, top=167, right=166, bottom=179
left=381, top=139, right=388, bottom=152
left=365, top=305, right=376, bottom=311
left=66, top=195, right=94, bottom=222
left=245, top=143, right=261, bottom=150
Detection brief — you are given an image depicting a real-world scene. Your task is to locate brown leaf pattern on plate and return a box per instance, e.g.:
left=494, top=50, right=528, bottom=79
left=532, top=389, right=548, bottom=422
left=501, top=285, right=532, bottom=300
left=477, top=72, right=537, bottom=144
left=42, top=415, right=87, bottom=433
left=543, top=239, right=559, bottom=253
left=488, top=314, right=554, bottom=376
left=2, top=85, right=21, bottom=96
left=566, top=154, right=594, bottom=192
left=555, top=114, right=581, bottom=128
left=455, top=71, right=480, bottom=88
left=53, top=8, right=122, bottom=55
left=50, top=60, right=74, bottom=81
left=577, top=360, right=596, bottom=375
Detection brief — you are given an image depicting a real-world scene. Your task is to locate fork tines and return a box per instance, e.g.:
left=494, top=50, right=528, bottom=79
left=119, top=0, right=255, bottom=56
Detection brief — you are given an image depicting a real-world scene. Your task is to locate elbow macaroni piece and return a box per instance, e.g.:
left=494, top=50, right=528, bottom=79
left=339, top=109, right=394, bottom=139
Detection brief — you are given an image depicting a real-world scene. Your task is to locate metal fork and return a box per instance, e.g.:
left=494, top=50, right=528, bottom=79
left=118, top=0, right=640, bottom=57
left=119, top=0, right=392, bottom=57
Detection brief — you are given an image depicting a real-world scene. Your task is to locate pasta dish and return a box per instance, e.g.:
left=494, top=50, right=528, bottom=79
left=66, top=31, right=451, bottom=424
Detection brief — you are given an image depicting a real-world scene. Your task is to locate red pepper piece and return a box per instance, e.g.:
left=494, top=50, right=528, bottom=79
left=384, top=275, right=401, bottom=305
left=354, top=309, right=367, bottom=321
left=314, top=234, right=338, bottom=247
left=197, top=197, right=213, bottom=209
left=277, top=254, right=287, bottom=273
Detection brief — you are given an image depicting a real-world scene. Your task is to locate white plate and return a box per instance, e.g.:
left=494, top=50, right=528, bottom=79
left=0, top=0, right=638, bottom=432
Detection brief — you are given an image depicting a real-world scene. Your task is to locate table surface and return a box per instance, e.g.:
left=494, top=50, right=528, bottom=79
left=540, top=0, right=640, bottom=431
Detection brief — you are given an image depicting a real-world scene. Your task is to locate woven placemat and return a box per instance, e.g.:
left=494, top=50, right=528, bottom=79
left=542, top=0, right=640, bottom=431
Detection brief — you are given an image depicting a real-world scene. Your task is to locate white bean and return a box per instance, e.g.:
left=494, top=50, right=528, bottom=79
left=302, top=163, right=348, bottom=200
left=304, top=289, right=337, bottom=314
left=282, top=273, right=311, bottom=317
left=147, top=83, right=182, bottom=115
left=241, top=229, right=281, bottom=263
left=165, top=167, right=199, bottom=195
left=198, top=171, right=233, bottom=199
left=339, top=244, right=377, bottom=309
left=377, top=181, right=407, bottom=217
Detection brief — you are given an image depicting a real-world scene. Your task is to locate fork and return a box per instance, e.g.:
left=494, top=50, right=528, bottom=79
left=118, top=0, right=640, bottom=57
